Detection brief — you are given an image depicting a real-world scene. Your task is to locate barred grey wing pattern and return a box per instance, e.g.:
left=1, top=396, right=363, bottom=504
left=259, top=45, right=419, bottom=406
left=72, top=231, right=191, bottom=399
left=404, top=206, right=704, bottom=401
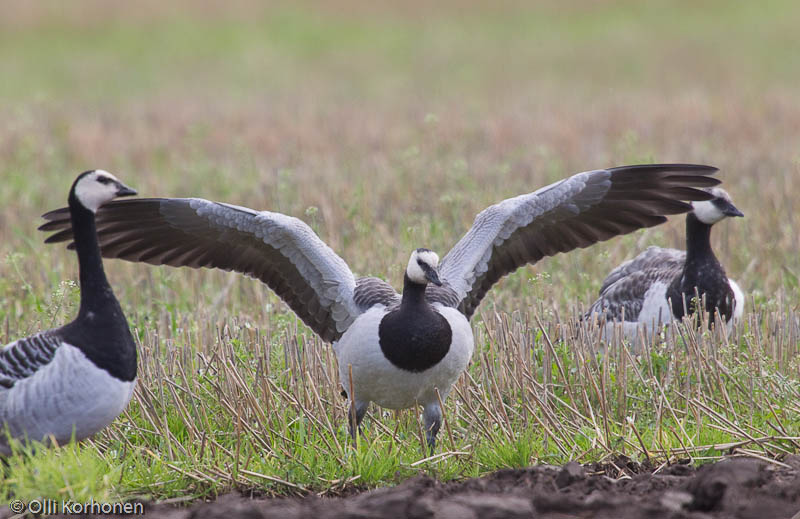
left=352, top=277, right=459, bottom=310
left=353, top=277, right=401, bottom=311
left=0, top=332, right=60, bottom=388
left=586, top=267, right=680, bottom=321
left=598, top=246, right=685, bottom=294
left=425, top=284, right=461, bottom=308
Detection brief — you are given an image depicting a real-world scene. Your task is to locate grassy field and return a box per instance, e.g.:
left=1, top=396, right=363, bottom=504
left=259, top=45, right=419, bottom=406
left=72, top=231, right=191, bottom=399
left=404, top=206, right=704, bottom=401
left=1, top=0, right=799, bottom=504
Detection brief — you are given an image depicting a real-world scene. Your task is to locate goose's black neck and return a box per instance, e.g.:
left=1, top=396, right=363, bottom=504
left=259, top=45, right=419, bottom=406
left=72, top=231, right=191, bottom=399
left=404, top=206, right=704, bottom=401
left=400, top=273, right=430, bottom=311
left=69, top=193, right=114, bottom=316
left=378, top=274, right=452, bottom=373
left=668, top=213, right=733, bottom=323
left=60, top=191, right=137, bottom=382
left=684, top=213, right=716, bottom=267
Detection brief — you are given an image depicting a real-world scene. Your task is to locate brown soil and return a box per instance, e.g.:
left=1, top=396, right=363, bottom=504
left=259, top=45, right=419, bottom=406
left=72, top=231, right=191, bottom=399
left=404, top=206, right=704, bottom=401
left=21, top=456, right=800, bottom=519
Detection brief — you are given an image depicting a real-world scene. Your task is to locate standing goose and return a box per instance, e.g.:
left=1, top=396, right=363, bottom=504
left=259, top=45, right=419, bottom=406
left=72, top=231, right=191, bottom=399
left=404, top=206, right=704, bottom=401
left=1, top=171, right=137, bottom=455
left=40, top=164, right=719, bottom=450
left=585, top=187, right=744, bottom=343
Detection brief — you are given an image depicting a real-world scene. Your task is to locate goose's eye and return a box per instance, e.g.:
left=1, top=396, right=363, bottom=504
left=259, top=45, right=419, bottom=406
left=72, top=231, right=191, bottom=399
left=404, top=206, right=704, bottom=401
left=97, top=177, right=113, bottom=185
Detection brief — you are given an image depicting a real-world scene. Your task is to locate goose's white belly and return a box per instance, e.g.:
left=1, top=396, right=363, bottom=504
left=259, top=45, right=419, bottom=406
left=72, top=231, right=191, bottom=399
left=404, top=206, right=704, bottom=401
left=334, top=305, right=474, bottom=409
left=600, top=281, right=673, bottom=343
left=729, top=278, right=744, bottom=330
left=0, top=343, right=136, bottom=454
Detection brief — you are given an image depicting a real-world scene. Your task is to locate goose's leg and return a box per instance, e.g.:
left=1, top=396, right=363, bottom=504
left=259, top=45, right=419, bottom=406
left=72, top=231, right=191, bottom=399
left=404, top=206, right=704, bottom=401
left=347, top=399, right=368, bottom=444
left=423, top=402, right=442, bottom=453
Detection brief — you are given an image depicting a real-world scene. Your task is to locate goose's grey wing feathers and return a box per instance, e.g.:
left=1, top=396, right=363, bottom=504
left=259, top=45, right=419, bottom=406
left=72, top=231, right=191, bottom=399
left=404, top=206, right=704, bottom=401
left=586, top=264, right=683, bottom=321
left=599, top=246, right=685, bottom=293
left=353, top=277, right=401, bottom=311
left=425, top=284, right=461, bottom=307
left=40, top=198, right=359, bottom=342
left=0, top=332, right=60, bottom=388
left=438, top=164, right=719, bottom=319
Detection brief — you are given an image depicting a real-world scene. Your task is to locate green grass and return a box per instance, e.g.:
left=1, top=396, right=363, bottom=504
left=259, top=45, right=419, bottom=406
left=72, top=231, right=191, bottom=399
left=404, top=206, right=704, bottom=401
left=2, top=442, right=125, bottom=504
left=1, top=0, right=799, bottom=506
left=2, top=297, right=798, bottom=502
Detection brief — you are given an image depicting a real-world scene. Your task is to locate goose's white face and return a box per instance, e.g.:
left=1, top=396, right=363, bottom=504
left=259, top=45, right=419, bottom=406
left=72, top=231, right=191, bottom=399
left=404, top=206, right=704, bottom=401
left=691, top=188, right=743, bottom=225
left=406, top=249, right=442, bottom=285
left=74, top=170, right=136, bottom=212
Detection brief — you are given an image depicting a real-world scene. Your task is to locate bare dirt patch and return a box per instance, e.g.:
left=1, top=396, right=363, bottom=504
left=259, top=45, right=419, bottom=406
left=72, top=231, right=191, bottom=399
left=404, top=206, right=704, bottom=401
left=74, top=456, right=800, bottom=519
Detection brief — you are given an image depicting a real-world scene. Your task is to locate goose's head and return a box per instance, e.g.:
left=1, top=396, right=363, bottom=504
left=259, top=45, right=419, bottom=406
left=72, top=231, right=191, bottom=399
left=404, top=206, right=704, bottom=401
left=406, top=248, right=442, bottom=286
left=691, top=187, right=743, bottom=225
left=72, top=170, right=137, bottom=212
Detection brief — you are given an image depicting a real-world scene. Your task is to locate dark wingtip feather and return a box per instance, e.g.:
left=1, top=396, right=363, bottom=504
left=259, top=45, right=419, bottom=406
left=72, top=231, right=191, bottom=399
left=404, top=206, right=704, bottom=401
left=608, top=164, right=721, bottom=193
left=663, top=186, right=719, bottom=201
left=653, top=175, right=722, bottom=190
left=42, top=228, right=75, bottom=244
left=654, top=200, right=693, bottom=214
left=41, top=206, right=71, bottom=221
left=608, top=163, right=719, bottom=175
left=607, top=164, right=721, bottom=204
left=38, top=220, right=67, bottom=232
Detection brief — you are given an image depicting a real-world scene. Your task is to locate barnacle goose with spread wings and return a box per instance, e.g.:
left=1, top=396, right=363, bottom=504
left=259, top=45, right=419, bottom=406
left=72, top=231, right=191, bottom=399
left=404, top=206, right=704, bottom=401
left=1, top=171, right=137, bottom=455
left=586, top=187, right=743, bottom=345
left=40, top=164, right=719, bottom=450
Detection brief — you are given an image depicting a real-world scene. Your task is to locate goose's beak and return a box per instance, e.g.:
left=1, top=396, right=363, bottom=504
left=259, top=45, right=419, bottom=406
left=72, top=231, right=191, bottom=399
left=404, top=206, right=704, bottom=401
left=722, top=200, right=744, bottom=218
left=424, top=266, right=443, bottom=286
left=115, top=181, right=137, bottom=197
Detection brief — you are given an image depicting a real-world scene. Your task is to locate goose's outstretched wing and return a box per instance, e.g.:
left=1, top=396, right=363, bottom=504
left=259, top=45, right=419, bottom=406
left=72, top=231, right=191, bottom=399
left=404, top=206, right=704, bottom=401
left=437, top=164, right=719, bottom=319
left=0, top=332, right=60, bottom=388
left=40, top=199, right=366, bottom=342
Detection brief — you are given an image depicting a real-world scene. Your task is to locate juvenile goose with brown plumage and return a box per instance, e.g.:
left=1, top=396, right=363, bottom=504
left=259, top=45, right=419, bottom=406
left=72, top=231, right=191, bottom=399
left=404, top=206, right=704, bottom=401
left=40, top=164, right=719, bottom=450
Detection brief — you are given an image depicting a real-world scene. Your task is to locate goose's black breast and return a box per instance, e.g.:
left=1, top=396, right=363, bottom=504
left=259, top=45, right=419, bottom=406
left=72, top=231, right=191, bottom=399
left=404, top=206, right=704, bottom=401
left=59, top=301, right=138, bottom=382
left=378, top=308, right=452, bottom=373
left=668, top=265, right=735, bottom=323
